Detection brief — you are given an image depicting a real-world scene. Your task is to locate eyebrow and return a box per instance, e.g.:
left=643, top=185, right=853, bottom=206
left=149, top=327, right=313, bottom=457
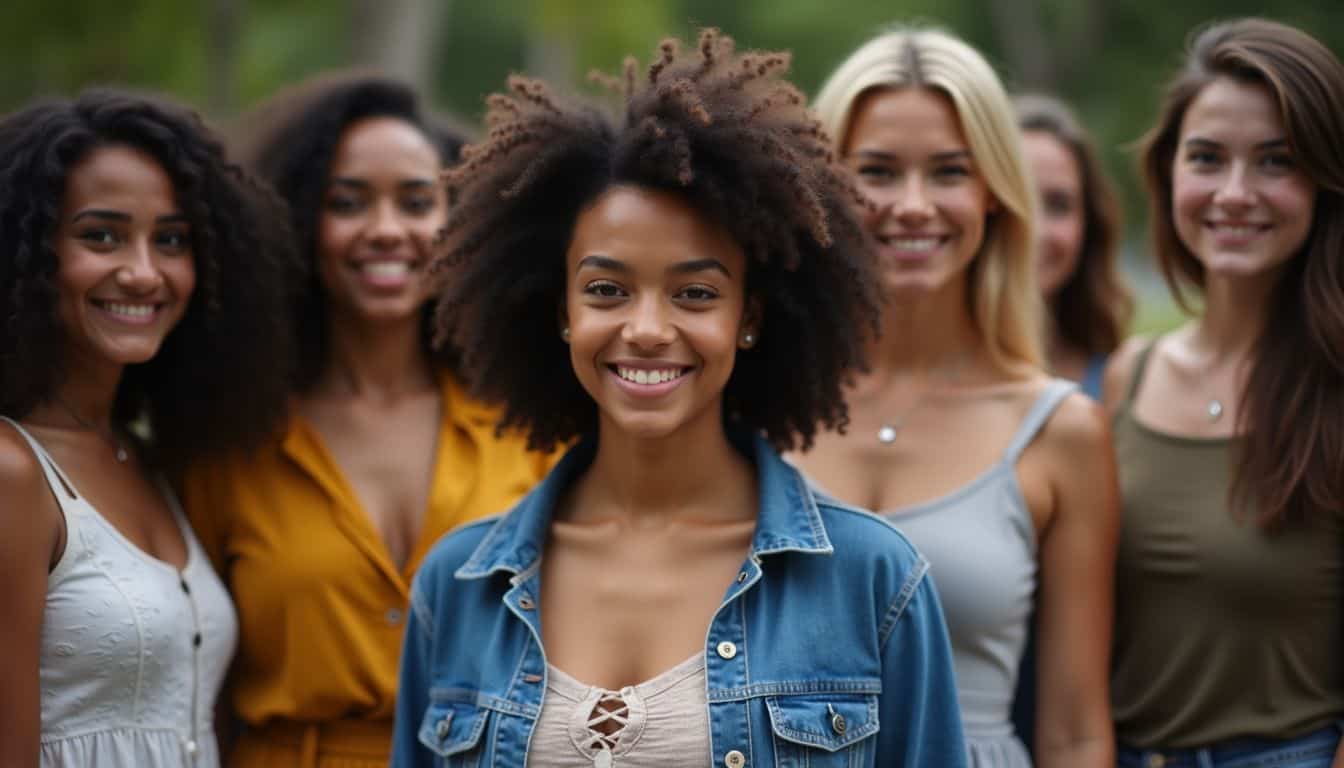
left=576, top=254, right=732, bottom=277
left=1183, top=136, right=1290, bottom=150
left=847, top=149, right=972, bottom=163
left=330, top=177, right=437, bottom=189
left=71, top=210, right=188, bottom=225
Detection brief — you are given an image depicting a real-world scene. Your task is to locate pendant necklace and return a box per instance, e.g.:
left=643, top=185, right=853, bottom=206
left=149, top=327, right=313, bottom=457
left=1205, top=398, right=1224, bottom=422
left=56, top=397, right=129, bottom=462
left=877, top=357, right=967, bottom=445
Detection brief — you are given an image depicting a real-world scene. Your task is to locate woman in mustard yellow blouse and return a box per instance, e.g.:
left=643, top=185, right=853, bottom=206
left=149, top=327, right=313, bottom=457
left=182, top=73, right=551, bottom=768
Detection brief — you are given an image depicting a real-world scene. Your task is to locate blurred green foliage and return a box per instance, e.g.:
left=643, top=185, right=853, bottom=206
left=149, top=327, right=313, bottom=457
left=5, top=0, right=1341, bottom=336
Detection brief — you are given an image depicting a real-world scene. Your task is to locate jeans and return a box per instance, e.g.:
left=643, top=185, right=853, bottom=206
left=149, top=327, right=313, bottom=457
left=1119, top=722, right=1344, bottom=768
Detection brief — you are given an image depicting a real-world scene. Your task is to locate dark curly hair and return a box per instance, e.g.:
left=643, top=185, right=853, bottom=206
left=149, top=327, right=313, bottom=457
left=233, top=71, right=468, bottom=392
left=1014, top=93, right=1134, bottom=357
left=0, top=88, right=296, bottom=471
left=436, top=29, right=881, bottom=453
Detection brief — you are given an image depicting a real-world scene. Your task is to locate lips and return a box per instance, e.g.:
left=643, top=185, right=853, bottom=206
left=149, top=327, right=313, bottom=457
left=352, top=257, right=420, bottom=288
left=605, top=362, right=694, bottom=397
left=1206, top=220, right=1271, bottom=247
left=90, top=299, right=165, bottom=326
left=875, top=233, right=950, bottom=260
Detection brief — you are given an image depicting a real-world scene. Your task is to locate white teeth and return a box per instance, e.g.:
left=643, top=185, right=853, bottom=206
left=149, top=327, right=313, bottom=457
left=888, top=237, right=942, bottom=251
left=102, top=302, right=155, bottom=318
left=362, top=261, right=410, bottom=278
left=1211, top=224, right=1263, bottom=237
left=617, top=366, right=685, bottom=385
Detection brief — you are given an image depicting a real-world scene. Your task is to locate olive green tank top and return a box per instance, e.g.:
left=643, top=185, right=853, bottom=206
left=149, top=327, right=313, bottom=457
left=1111, top=341, right=1344, bottom=748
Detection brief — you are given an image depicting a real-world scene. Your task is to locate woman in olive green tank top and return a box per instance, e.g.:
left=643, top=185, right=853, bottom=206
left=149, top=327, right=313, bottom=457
left=1103, top=19, right=1344, bottom=768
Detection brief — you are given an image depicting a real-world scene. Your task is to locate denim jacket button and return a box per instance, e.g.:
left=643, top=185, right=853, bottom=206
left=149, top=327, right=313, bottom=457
left=518, top=596, right=536, bottom=610
left=1145, top=756, right=1165, bottom=768
left=724, top=749, right=746, bottom=767
left=831, top=712, right=847, bottom=735
left=736, top=571, right=747, bottom=583
left=435, top=717, right=451, bottom=740
left=716, top=641, right=738, bottom=660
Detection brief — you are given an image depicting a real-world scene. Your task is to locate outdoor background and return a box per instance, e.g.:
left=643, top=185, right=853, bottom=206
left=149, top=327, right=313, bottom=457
left=6, top=0, right=1342, bottom=333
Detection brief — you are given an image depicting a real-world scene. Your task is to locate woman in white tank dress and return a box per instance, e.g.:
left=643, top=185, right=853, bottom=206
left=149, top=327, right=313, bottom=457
left=0, top=90, right=294, bottom=766
left=791, top=25, right=1119, bottom=767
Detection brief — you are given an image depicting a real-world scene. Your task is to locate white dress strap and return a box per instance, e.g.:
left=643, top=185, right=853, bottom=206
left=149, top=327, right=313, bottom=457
left=1002, top=380, right=1079, bottom=463
left=0, top=415, right=81, bottom=505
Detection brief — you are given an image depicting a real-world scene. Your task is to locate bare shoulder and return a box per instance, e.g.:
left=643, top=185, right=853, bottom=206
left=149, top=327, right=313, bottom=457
left=1101, top=335, right=1154, bottom=415
left=1038, top=390, right=1109, bottom=456
left=0, top=423, right=59, bottom=556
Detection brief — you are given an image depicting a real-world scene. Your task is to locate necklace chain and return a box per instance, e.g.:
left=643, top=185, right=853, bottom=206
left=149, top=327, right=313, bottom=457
left=876, top=358, right=968, bottom=445
left=55, top=397, right=129, bottom=463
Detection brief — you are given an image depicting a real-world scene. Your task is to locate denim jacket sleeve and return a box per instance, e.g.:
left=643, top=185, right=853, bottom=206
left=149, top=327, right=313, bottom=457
left=876, top=561, right=969, bottom=766
left=391, top=576, right=436, bottom=768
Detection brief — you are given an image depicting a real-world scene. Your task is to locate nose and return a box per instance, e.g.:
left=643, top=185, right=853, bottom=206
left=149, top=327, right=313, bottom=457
left=367, top=199, right=407, bottom=248
left=621, top=294, right=676, bottom=349
left=115, top=238, right=165, bottom=294
left=892, top=175, right=935, bottom=224
left=1213, top=161, right=1254, bottom=209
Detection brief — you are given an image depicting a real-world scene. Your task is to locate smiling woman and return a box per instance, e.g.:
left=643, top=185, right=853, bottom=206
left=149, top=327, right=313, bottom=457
left=390, top=28, right=968, bottom=768
left=0, top=89, right=294, bottom=768
left=178, top=73, right=553, bottom=768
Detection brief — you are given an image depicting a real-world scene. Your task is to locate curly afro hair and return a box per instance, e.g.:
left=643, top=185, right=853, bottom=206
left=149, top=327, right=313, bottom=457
left=437, top=29, right=881, bottom=453
left=0, top=88, right=297, bottom=471
left=233, top=71, right=469, bottom=392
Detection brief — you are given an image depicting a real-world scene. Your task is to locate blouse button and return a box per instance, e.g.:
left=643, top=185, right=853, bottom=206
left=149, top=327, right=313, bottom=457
left=724, top=749, right=746, bottom=768
left=384, top=609, right=402, bottom=625
left=184, top=738, right=198, bottom=755
left=716, top=641, right=737, bottom=660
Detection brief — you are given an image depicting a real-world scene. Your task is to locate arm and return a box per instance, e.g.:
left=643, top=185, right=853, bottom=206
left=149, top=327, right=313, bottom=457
left=391, top=577, right=437, bottom=768
left=1032, top=396, right=1118, bottom=768
left=876, top=563, right=968, bottom=767
left=0, top=435, right=63, bottom=768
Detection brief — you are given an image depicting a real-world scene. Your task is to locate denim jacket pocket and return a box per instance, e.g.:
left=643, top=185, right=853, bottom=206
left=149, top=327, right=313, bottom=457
left=766, top=693, right=880, bottom=767
left=417, top=694, right=492, bottom=766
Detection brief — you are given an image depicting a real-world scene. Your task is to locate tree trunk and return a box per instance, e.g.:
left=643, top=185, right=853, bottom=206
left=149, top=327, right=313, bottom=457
left=349, top=0, right=448, bottom=93
left=203, top=0, right=243, bottom=117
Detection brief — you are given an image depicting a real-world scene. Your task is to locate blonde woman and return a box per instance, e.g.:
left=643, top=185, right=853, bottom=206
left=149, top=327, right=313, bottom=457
left=790, top=25, right=1116, bottom=767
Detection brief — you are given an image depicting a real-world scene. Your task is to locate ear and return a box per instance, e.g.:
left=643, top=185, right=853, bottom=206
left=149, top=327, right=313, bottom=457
left=738, top=296, right=764, bottom=349
left=557, top=302, right=570, bottom=343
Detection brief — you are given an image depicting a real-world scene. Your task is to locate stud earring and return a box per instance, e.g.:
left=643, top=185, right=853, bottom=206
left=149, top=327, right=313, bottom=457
left=740, top=331, right=756, bottom=349
left=561, top=327, right=570, bottom=342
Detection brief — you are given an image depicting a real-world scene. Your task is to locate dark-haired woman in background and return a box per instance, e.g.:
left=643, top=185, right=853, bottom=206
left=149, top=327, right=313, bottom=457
left=1104, top=18, right=1344, bottom=768
left=0, top=90, right=293, bottom=767
left=1015, top=94, right=1133, bottom=400
left=181, top=73, right=551, bottom=767
left=392, top=30, right=966, bottom=767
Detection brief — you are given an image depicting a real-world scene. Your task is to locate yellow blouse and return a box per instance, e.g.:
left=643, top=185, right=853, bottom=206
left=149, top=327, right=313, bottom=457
left=183, top=375, right=550, bottom=763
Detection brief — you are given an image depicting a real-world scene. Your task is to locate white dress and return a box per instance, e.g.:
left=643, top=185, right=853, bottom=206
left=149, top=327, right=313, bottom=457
left=3, top=417, right=238, bottom=767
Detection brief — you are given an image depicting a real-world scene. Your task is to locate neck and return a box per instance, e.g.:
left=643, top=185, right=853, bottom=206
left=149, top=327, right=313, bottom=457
left=870, top=275, right=983, bottom=376
left=28, top=351, right=123, bottom=431
left=319, top=312, right=436, bottom=400
left=578, top=410, right=755, bottom=524
left=1191, top=271, right=1278, bottom=364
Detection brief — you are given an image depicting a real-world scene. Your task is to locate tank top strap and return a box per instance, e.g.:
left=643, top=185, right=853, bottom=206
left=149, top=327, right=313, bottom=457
left=1123, top=338, right=1161, bottom=407
left=1002, top=379, right=1079, bottom=463
left=0, top=415, right=82, bottom=507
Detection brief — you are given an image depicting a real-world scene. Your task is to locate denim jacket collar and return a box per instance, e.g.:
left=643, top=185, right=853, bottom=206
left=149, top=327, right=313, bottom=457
left=455, top=432, right=833, bottom=581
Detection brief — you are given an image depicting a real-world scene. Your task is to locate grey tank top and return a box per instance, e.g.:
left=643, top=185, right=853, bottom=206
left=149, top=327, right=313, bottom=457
left=882, top=380, right=1076, bottom=768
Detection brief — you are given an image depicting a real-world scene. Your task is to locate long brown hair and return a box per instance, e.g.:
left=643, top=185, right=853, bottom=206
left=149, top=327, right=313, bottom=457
left=1140, top=18, right=1344, bottom=525
left=1016, top=93, right=1133, bottom=357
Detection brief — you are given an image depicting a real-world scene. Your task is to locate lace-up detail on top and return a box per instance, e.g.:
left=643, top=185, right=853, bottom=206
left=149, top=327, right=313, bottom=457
left=527, top=653, right=710, bottom=767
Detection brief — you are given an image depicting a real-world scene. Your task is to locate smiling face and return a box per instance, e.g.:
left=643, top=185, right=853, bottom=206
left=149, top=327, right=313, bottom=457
left=564, top=186, right=752, bottom=443
left=1171, top=77, right=1316, bottom=279
left=843, top=87, right=998, bottom=300
left=55, top=144, right=195, bottom=370
left=317, top=116, right=446, bottom=325
left=1023, top=130, right=1086, bottom=298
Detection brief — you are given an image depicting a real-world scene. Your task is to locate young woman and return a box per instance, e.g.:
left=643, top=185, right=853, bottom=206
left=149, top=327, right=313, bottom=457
left=1015, top=93, right=1133, bottom=399
left=1104, top=18, right=1344, bottom=767
left=793, top=26, right=1118, bottom=767
left=391, top=30, right=967, bottom=767
left=0, top=89, right=293, bottom=767
left=180, top=74, right=551, bottom=767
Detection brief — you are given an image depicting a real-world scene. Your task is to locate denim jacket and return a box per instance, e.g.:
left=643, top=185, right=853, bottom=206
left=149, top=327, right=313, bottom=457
left=392, top=435, right=967, bottom=767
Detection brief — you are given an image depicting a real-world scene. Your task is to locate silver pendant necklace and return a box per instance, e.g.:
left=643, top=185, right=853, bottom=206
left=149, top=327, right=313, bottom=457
left=876, top=358, right=967, bottom=445
left=1206, top=398, right=1224, bottom=422
left=56, top=397, right=129, bottom=462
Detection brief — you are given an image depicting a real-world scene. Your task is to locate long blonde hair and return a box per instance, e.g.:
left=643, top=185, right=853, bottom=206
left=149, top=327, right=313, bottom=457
left=815, top=25, right=1043, bottom=372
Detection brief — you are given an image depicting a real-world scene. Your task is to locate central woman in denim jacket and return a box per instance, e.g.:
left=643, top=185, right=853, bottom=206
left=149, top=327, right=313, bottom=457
left=392, top=29, right=967, bottom=767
